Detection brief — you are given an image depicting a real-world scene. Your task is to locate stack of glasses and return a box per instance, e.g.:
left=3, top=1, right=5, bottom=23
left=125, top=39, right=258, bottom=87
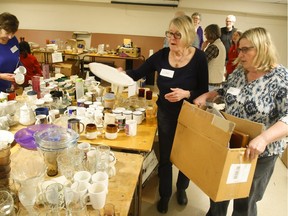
left=0, top=144, right=11, bottom=186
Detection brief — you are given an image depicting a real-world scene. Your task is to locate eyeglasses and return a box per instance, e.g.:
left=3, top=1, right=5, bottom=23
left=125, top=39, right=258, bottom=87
left=165, top=31, right=181, bottom=39
left=237, top=46, right=254, bottom=54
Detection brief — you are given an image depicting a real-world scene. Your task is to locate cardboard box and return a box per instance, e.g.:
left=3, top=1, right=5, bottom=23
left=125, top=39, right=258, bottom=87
left=54, top=60, right=79, bottom=77
left=281, top=144, right=288, bottom=168
left=171, top=101, right=264, bottom=202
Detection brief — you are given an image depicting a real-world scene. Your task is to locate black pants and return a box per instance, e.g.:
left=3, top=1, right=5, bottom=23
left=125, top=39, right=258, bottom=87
left=157, top=107, right=190, bottom=199
left=206, top=155, right=278, bottom=216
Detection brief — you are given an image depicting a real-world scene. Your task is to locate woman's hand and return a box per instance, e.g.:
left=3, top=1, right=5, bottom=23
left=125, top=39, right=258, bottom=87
left=164, top=88, right=190, bottom=102
left=0, top=73, right=15, bottom=82
left=193, top=91, right=219, bottom=107
left=245, top=135, right=268, bottom=160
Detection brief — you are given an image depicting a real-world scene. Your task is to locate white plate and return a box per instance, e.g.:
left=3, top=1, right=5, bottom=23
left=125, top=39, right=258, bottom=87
left=0, top=130, right=14, bottom=145
left=89, top=63, right=134, bottom=86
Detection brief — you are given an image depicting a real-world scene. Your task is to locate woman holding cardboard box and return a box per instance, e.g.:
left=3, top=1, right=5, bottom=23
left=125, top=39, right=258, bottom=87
left=194, top=27, right=288, bottom=216
left=125, top=15, right=208, bottom=213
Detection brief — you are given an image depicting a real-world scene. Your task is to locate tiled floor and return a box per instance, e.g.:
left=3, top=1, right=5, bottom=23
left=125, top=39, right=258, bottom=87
left=141, top=157, right=288, bottom=216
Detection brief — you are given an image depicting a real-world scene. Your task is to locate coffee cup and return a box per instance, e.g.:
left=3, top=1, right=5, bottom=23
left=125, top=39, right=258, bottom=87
left=15, top=72, right=25, bottom=85
left=35, top=114, right=52, bottom=125
left=85, top=123, right=97, bottom=140
left=125, top=119, right=137, bottom=136
left=91, top=171, right=109, bottom=193
left=71, top=181, right=91, bottom=199
left=74, top=171, right=91, bottom=183
left=84, top=182, right=107, bottom=210
left=105, top=124, right=118, bottom=140
left=35, top=107, right=49, bottom=116
left=68, top=118, right=85, bottom=134
left=64, top=106, right=78, bottom=117
left=133, top=111, right=143, bottom=124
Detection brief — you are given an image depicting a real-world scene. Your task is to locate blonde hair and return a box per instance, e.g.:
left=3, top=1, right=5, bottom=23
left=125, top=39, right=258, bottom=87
left=169, top=15, right=196, bottom=48
left=236, top=27, right=278, bottom=72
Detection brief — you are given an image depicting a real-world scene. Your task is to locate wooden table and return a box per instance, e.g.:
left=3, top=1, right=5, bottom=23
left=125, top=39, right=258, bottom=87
left=79, top=119, right=157, bottom=153
left=11, top=144, right=144, bottom=216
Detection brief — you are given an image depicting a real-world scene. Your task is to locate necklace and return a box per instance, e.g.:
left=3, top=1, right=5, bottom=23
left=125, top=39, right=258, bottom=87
left=172, top=48, right=191, bottom=68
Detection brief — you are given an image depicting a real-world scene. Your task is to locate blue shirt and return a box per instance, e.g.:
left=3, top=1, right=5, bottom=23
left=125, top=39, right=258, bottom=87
left=0, top=36, right=20, bottom=92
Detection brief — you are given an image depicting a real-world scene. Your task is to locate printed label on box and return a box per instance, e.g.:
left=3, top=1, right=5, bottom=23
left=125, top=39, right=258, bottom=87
left=227, top=164, right=251, bottom=184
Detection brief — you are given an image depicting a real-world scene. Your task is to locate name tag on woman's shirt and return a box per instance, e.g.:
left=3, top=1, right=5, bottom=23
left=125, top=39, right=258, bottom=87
left=11, top=45, right=18, bottom=53
left=160, top=69, right=174, bottom=78
left=227, top=87, right=241, bottom=96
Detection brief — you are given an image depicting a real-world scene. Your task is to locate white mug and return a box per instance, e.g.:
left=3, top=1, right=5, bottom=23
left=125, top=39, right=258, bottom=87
left=125, top=119, right=137, bottom=136
left=133, top=111, right=143, bottom=124
left=64, top=106, right=78, bottom=117
left=71, top=181, right=91, bottom=200
left=35, top=114, right=52, bottom=124
left=84, top=182, right=107, bottom=210
left=73, top=171, right=91, bottom=183
left=91, top=171, right=109, bottom=193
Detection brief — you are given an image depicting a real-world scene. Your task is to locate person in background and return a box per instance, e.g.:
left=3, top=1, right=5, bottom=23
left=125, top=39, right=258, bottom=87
left=163, top=11, right=186, bottom=48
left=0, top=12, right=19, bottom=92
left=220, top=15, right=237, bottom=62
left=194, top=27, right=288, bottom=216
left=226, top=30, right=242, bottom=78
left=202, top=24, right=226, bottom=91
left=191, top=12, right=204, bottom=49
left=19, top=40, right=42, bottom=87
left=125, top=15, right=208, bottom=214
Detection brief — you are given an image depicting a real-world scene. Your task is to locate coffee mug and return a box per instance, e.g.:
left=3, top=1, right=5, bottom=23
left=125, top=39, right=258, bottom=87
left=71, top=181, right=91, bottom=199
left=91, top=171, right=109, bottom=193
left=84, top=182, right=107, bottom=210
left=35, top=114, right=52, bottom=125
left=105, top=124, right=118, bottom=140
left=74, top=171, right=91, bottom=183
left=133, top=111, right=143, bottom=124
left=35, top=107, right=49, bottom=116
left=85, top=123, right=97, bottom=140
left=125, top=120, right=137, bottom=136
left=15, top=73, right=25, bottom=85
left=68, top=118, right=85, bottom=134
left=64, top=106, right=78, bottom=117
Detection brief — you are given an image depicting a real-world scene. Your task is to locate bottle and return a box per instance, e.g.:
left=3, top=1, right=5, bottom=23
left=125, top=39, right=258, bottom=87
left=75, top=78, right=84, bottom=100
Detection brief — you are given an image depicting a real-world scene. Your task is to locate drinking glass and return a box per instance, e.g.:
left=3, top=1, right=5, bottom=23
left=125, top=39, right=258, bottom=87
left=104, top=203, right=115, bottom=216
left=96, top=145, right=110, bottom=173
left=57, top=153, right=75, bottom=184
left=0, top=190, right=14, bottom=215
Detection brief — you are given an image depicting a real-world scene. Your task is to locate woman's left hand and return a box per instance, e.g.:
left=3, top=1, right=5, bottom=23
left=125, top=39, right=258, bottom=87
left=164, top=88, right=189, bottom=102
left=245, top=135, right=268, bottom=160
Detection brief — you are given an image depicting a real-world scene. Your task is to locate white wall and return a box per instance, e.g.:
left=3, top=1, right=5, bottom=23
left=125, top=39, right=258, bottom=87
left=1, top=0, right=287, bottom=66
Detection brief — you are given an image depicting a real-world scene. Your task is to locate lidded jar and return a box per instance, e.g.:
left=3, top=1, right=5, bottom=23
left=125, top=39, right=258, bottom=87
left=34, top=126, right=79, bottom=176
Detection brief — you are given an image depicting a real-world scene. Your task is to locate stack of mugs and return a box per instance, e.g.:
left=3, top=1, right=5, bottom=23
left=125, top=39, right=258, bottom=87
left=0, top=144, right=11, bottom=186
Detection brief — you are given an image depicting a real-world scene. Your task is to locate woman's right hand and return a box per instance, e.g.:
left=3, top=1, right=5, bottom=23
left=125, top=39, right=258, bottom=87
left=0, top=73, right=15, bottom=82
left=193, top=91, right=219, bottom=107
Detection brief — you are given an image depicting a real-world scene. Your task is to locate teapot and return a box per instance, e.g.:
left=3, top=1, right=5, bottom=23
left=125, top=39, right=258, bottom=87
left=19, top=103, right=35, bottom=126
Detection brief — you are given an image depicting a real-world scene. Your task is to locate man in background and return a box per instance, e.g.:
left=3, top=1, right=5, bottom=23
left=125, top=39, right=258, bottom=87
left=220, top=15, right=237, bottom=62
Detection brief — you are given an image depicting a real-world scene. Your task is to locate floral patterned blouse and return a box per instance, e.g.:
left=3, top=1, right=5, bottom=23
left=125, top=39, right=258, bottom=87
left=218, top=65, right=288, bottom=157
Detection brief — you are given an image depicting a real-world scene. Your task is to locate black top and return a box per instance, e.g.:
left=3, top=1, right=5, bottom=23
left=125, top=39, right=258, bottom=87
left=126, top=47, right=208, bottom=118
